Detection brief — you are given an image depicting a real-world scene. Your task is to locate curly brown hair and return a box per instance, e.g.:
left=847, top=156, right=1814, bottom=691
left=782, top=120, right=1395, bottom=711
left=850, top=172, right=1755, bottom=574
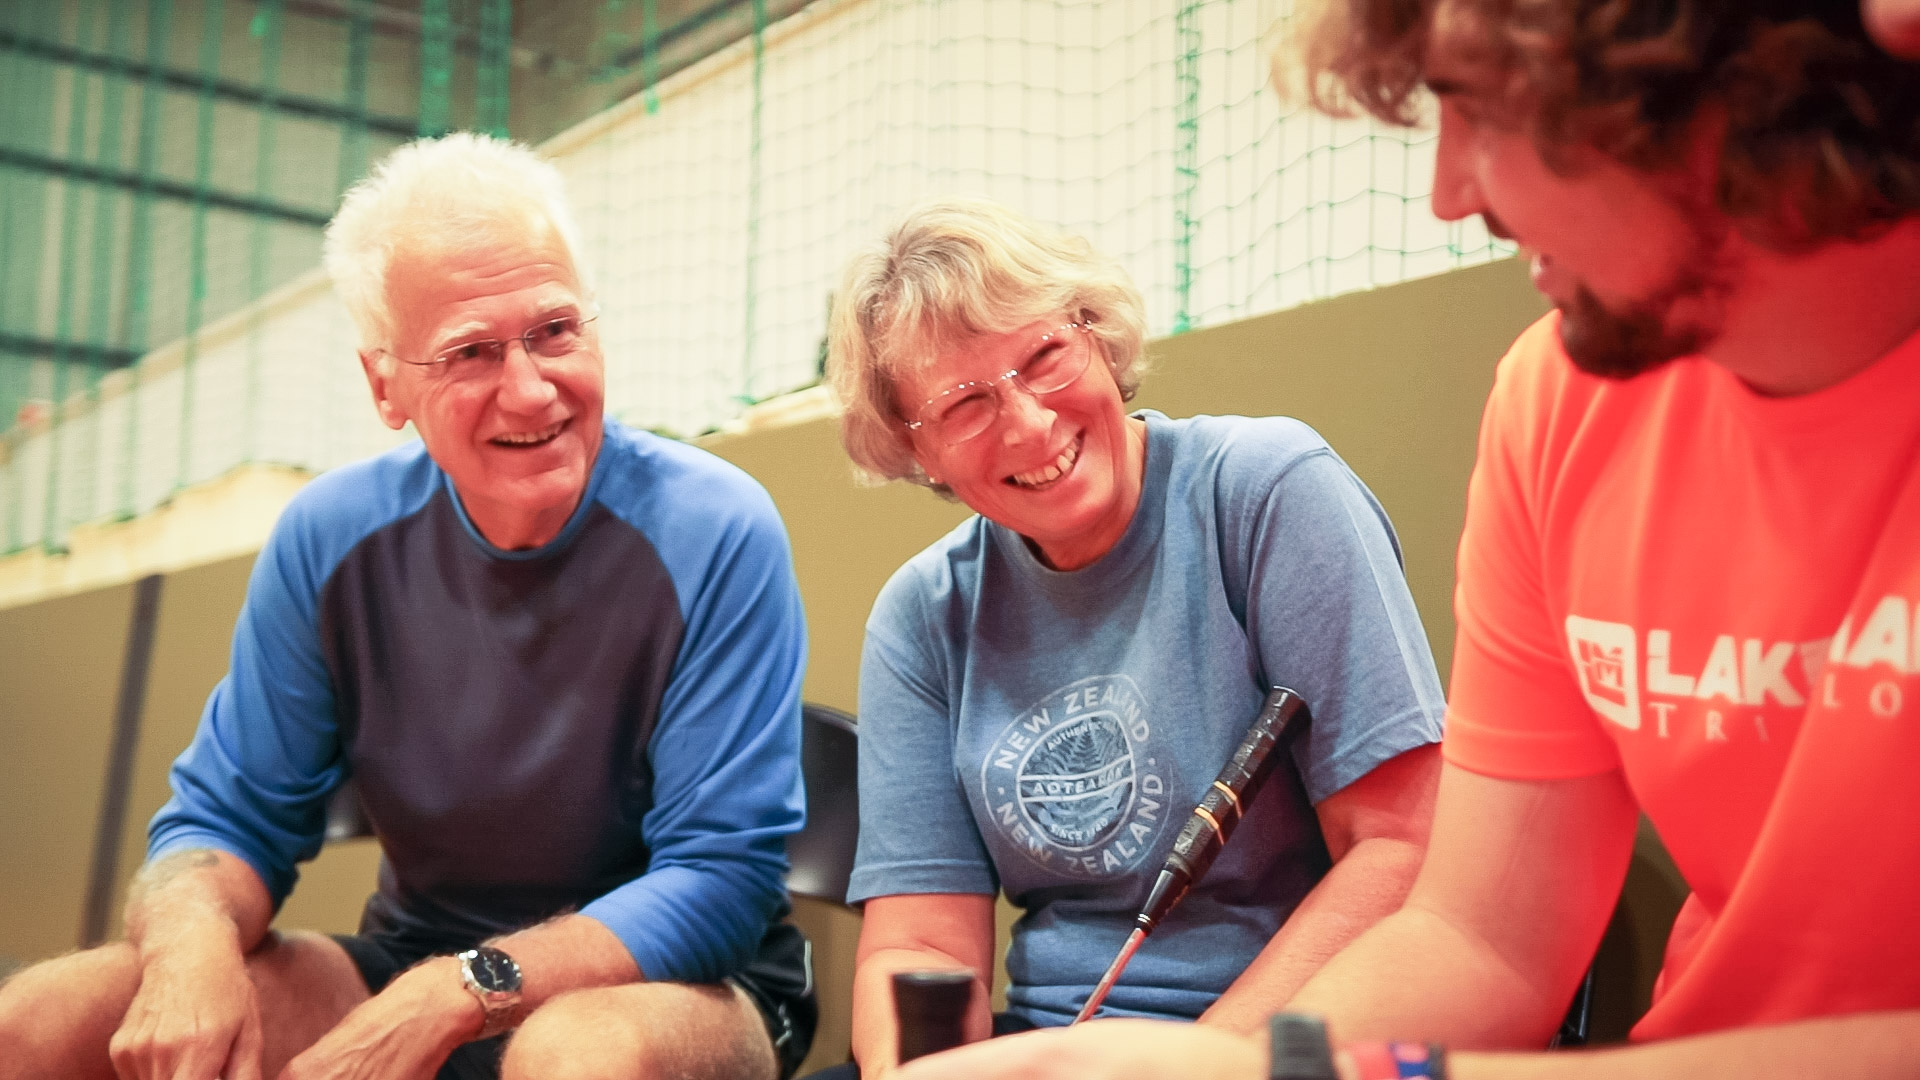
left=1282, top=0, right=1920, bottom=248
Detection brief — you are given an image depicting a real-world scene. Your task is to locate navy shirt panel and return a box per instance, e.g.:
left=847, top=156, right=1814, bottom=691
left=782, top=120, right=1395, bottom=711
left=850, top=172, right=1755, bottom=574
left=318, top=490, right=684, bottom=950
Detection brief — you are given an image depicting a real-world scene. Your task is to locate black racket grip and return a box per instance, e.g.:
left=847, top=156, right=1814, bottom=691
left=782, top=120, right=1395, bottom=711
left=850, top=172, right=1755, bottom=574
left=1164, top=687, right=1308, bottom=883
left=1137, top=688, right=1310, bottom=931
left=894, top=969, right=974, bottom=1064
left=1269, top=1013, right=1340, bottom=1080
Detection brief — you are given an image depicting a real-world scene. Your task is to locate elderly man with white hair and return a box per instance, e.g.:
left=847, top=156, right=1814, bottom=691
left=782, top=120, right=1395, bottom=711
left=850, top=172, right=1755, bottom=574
left=0, top=133, right=815, bottom=1080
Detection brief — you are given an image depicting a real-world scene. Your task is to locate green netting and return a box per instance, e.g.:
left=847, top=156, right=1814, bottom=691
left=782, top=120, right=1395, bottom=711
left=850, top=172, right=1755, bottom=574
left=176, top=0, right=226, bottom=494
left=243, top=0, right=285, bottom=464
left=0, top=0, right=1509, bottom=556
left=477, top=0, right=512, bottom=137
left=0, top=0, right=513, bottom=552
left=420, top=0, right=454, bottom=136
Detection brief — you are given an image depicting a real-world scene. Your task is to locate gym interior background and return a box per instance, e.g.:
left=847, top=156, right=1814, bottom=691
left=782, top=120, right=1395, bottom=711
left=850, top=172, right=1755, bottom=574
left=0, top=0, right=1687, bottom=1072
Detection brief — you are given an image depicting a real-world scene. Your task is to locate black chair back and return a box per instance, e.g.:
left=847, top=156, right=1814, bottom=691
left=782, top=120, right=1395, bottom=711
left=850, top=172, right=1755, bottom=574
left=324, top=776, right=373, bottom=843
left=789, top=703, right=859, bottom=905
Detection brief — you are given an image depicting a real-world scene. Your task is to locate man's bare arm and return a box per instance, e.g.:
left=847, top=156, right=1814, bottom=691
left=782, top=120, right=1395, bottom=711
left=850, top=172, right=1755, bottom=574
left=124, top=848, right=275, bottom=956
left=1447, top=1010, right=1920, bottom=1080
left=279, top=911, right=649, bottom=1078
left=1200, top=744, right=1442, bottom=1034
left=1285, top=763, right=1639, bottom=1049
left=110, top=848, right=277, bottom=1080
left=883, top=1007, right=1920, bottom=1080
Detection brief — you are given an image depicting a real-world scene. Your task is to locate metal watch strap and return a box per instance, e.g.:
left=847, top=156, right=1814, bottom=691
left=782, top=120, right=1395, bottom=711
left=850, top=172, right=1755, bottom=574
left=457, top=946, right=525, bottom=1039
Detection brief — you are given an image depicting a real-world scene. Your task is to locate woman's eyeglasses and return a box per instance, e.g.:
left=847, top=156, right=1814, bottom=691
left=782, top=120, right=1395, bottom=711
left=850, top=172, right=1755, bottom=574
left=904, top=321, right=1096, bottom=446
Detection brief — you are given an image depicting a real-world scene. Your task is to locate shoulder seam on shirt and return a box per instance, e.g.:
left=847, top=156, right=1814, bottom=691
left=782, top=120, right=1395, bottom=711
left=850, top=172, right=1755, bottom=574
left=1236, top=443, right=1339, bottom=525
left=310, top=487, right=442, bottom=615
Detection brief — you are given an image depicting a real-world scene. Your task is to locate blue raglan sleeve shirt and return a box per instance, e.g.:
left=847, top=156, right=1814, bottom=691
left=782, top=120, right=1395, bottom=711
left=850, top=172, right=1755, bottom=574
left=147, top=458, right=423, bottom=902
left=583, top=445, right=809, bottom=982
left=150, top=433, right=807, bottom=984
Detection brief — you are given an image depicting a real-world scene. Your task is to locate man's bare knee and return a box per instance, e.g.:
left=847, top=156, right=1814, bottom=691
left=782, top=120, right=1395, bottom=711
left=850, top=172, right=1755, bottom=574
left=240, top=930, right=371, bottom=1074
left=506, top=990, right=648, bottom=1080
left=0, top=943, right=142, bottom=1080
left=502, top=983, right=775, bottom=1080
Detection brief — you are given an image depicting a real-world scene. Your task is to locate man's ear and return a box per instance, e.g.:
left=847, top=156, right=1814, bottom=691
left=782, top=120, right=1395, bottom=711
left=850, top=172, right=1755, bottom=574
left=359, top=349, right=410, bottom=431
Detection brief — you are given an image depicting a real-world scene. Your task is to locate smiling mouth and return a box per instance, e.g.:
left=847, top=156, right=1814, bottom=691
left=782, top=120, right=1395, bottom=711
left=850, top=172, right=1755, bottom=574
left=1007, top=434, right=1082, bottom=490
left=491, top=420, right=566, bottom=448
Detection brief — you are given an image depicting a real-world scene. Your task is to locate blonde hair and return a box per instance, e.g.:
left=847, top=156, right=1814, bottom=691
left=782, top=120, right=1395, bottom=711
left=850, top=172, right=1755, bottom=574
left=323, top=132, right=594, bottom=352
left=827, top=197, right=1147, bottom=492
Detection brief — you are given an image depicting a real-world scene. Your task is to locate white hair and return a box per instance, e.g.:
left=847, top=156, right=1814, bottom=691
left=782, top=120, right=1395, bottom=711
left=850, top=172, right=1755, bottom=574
left=322, top=132, right=594, bottom=352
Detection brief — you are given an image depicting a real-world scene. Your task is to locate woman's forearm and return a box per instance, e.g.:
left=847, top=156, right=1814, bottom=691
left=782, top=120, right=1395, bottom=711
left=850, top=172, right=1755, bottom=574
left=852, top=945, right=996, bottom=1079
left=851, top=894, right=1000, bottom=1080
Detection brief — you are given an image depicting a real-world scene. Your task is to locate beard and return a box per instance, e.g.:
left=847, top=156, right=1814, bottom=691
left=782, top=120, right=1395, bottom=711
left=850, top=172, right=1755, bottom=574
left=1555, top=281, right=1709, bottom=379
left=1551, top=216, right=1734, bottom=380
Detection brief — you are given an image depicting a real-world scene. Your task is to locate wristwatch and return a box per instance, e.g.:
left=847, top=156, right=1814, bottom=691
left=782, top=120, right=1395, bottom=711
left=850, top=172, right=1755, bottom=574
left=456, top=946, right=524, bottom=1038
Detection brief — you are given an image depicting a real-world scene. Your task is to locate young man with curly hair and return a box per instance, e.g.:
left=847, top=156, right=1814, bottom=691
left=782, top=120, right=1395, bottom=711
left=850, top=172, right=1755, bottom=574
left=883, top=3, right=1920, bottom=1078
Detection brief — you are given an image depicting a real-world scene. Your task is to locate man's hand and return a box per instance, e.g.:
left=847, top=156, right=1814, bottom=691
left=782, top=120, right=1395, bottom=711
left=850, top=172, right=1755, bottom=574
left=112, top=848, right=279, bottom=1080
left=892, top=1020, right=1264, bottom=1080
left=108, top=926, right=264, bottom=1080
left=277, top=957, right=483, bottom=1080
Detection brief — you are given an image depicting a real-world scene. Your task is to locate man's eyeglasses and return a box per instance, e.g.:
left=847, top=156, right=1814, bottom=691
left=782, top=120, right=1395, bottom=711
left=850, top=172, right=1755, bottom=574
left=904, top=320, right=1096, bottom=446
left=403, top=312, right=600, bottom=374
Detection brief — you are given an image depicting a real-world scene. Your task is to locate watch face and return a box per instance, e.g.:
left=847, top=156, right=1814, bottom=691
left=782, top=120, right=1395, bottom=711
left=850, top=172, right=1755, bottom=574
left=466, top=947, right=522, bottom=994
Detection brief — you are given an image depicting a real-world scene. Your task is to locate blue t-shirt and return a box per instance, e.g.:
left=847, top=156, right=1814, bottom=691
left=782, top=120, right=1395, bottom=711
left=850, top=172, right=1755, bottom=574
left=149, top=420, right=807, bottom=984
left=847, top=411, right=1445, bottom=1026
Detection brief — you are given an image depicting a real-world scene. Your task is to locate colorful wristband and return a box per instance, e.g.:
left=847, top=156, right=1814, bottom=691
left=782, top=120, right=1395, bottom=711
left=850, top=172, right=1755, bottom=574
left=1343, top=1041, right=1449, bottom=1080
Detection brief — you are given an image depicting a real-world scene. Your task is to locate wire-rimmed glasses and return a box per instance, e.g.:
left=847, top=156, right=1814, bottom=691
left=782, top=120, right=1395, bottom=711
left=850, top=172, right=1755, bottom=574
left=401, top=311, right=600, bottom=376
left=903, top=320, right=1096, bottom=446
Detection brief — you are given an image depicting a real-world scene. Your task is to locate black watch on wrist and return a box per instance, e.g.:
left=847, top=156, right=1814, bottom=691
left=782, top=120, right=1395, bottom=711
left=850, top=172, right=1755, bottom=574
left=1269, top=1013, right=1339, bottom=1080
left=456, top=945, right=524, bottom=1039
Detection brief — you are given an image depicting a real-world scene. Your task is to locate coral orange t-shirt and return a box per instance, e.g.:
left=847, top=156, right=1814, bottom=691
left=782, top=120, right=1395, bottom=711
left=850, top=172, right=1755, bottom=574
left=1444, top=312, right=1920, bottom=1041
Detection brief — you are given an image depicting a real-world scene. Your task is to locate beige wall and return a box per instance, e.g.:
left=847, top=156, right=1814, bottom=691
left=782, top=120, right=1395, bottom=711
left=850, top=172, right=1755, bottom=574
left=1129, top=259, right=1550, bottom=679
left=1, top=259, right=1682, bottom=1057
left=0, top=581, right=134, bottom=965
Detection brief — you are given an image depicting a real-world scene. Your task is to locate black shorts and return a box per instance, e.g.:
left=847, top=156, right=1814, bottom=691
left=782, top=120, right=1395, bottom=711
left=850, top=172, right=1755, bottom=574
left=332, top=921, right=816, bottom=1080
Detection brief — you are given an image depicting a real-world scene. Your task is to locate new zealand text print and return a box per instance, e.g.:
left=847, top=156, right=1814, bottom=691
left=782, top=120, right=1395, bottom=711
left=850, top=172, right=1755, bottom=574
left=980, top=674, right=1172, bottom=877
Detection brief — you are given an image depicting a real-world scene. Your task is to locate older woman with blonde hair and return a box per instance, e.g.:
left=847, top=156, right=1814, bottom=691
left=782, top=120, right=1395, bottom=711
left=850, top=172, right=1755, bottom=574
left=825, top=196, right=1447, bottom=1078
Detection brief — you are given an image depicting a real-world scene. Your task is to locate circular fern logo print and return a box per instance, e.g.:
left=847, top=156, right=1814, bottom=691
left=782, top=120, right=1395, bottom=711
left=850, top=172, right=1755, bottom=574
left=981, top=675, right=1169, bottom=878
left=1021, top=711, right=1135, bottom=848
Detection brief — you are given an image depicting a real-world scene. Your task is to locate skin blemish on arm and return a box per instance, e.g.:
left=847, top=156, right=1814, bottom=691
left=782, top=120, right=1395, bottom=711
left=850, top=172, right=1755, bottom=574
left=129, top=849, right=222, bottom=902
